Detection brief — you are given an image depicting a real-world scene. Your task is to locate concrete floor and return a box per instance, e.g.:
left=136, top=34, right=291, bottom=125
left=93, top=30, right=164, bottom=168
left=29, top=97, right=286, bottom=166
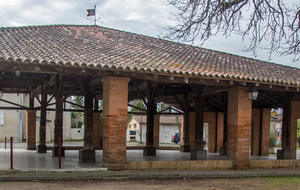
left=0, top=142, right=296, bottom=170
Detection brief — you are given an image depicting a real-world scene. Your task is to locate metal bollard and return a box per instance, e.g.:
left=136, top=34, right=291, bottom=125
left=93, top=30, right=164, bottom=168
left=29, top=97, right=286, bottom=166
left=5, top=137, right=6, bottom=149
left=58, top=137, right=61, bottom=169
left=10, top=137, right=13, bottom=169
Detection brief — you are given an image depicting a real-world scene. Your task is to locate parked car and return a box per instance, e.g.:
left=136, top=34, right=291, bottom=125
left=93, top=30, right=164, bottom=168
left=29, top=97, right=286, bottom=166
left=171, top=132, right=180, bottom=144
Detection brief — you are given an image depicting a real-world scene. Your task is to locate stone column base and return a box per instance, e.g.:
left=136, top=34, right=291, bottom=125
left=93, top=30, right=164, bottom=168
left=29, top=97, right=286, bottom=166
left=79, top=149, right=95, bottom=163
left=37, top=145, right=47, bottom=153
left=27, top=145, right=36, bottom=150
left=220, top=147, right=227, bottom=155
left=191, top=149, right=207, bottom=160
left=143, top=147, right=156, bottom=156
left=52, top=147, right=65, bottom=157
left=180, top=145, right=190, bottom=152
left=104, top=164, right=127, bottom=171
left=277, top=149, right=293, bottom=159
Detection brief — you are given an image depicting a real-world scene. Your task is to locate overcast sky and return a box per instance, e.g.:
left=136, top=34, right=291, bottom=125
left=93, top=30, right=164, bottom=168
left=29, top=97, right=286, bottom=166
left=0, top=0, right=299, bottom=68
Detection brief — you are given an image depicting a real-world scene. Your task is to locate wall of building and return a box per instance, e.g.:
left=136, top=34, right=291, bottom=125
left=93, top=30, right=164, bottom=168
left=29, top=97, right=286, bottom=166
left=0, top=94, right=22, bottom=141
left=70, top=127, right=84, bottom=140
left=36, top=119, right=53, bottom=143
left=127, top=118, right=181, bottom=144
left=0, top=93, right=72, bottom=142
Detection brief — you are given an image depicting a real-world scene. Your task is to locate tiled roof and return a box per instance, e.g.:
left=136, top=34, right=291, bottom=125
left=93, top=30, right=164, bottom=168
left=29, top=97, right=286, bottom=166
left=0, top=25, right=299, bottom=86
left=131, top=116, right=180, bottom=125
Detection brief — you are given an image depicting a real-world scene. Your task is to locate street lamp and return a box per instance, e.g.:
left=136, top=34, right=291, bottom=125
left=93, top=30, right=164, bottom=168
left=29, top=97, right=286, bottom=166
left=247, top=86, right=259, bottom=102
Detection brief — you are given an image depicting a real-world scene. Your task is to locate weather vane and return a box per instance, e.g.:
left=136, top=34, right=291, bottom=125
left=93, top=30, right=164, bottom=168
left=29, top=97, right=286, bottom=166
left=87, top=5, right=103, bottom=25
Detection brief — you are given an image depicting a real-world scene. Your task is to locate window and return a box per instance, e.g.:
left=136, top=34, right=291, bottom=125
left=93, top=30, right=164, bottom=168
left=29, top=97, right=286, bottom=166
left=129, top=130, right=136, bottom=140
left=0, top=111, right=4, bottom=125
left=134, top=124, right=137, bottom=129
left=128, top=125, right=131, bottom=129
left=163, top=126, right=170, bottom=133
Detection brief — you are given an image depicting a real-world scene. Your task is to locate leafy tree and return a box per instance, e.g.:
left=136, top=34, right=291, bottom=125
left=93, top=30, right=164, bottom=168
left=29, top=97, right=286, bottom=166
left=70, top=96, right=84, bottom=128
left=165, top=0, right=300, bottom=61
left=128, top=100, right=147, bottom=121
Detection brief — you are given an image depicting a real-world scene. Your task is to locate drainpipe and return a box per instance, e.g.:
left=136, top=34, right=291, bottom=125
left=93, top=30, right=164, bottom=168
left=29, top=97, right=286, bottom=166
left=18, top=94, right=25, bottom=141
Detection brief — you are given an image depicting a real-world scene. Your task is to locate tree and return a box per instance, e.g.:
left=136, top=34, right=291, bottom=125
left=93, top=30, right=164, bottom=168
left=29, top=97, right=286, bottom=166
left=71, top=96, right=84, bottom=128
left=164, top=0, right=300, bottom=61
left=128, top=100, right=147, bottom=121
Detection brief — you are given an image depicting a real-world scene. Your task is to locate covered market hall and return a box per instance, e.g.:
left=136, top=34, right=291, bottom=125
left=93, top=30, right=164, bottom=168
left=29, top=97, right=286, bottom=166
left=0, top=25, right=300, bottom=170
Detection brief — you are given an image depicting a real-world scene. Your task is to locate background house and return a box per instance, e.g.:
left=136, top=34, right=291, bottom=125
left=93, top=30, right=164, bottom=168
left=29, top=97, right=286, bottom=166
left=270, top=111, right=283, bottom=145
left=127, top=116, right=182, bottom=143
left=127, top=115, right=209, bottom=144
left=0, top=93, right=72, bottom=142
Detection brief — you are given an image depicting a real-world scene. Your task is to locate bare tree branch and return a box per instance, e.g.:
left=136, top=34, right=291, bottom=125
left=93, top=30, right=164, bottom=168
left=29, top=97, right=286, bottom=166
left=164, top=0, right=300, bottom=61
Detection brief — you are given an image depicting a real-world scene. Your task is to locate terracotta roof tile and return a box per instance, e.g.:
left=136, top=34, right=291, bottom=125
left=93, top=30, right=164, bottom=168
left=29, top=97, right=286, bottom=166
left=0, top=25, right=299, bottom=86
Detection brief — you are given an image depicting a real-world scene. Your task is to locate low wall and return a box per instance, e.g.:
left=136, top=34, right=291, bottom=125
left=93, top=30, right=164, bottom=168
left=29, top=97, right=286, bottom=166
left=250, top=160, right=300, bottom=169
left=127, top=160, right=233, bottom=170
left=128, top=159, right=300, bottom=170
left=70, top=128, right=84, bottom=140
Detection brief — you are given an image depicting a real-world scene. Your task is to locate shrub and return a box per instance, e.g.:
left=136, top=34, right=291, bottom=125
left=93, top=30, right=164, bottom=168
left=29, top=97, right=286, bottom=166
left=269, top=137, right=276, bottom=148
left=78, top=121, right=83, bottom=128
left=297, top=136, right=300, bottom=147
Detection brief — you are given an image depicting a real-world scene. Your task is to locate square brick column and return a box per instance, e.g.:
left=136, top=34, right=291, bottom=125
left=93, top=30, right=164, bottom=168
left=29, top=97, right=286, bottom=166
left=101, top=76, right=130, bottom=170
left=251, top=108, right=271, bottom=156
left=227, top=87, right=252, bottom=170
left=204, top=112, right=217, bottom=153
left=189, top=112, right=195, bottom=150
left=251, top=108, right=261, bottom=156
left=290, top=101, right=300, bottom=159
left=216, top=112, right=224, bottom=153
left=261, top=108, right=271, bottom=156
left=153, top=115, right=160, bottom=148
left=93, top=112, right=101, bottom=150
left=279, top=100, right=300, bottom=159
left=26, top=110, right=36, bottom=150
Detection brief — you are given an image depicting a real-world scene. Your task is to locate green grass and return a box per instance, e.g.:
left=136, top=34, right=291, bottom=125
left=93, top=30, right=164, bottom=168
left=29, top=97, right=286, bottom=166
left=270, top=178, right=300, bottom=187
left=70, top=139, right=84, bottom=142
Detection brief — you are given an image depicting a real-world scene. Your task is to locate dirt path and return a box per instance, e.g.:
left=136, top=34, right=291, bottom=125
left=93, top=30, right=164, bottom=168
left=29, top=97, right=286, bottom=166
left=1, top=177, right=300, bottom=190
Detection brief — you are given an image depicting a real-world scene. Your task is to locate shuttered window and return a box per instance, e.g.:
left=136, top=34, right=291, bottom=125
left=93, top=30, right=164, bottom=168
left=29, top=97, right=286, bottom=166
left=0, top=111, right=4, bottom=125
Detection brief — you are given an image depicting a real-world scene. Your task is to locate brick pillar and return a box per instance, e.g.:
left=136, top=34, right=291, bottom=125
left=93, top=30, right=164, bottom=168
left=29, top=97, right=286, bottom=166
left=227, top=87, right=251, bottom=170
left=251, top=108, right=261, bottom=156
left=26, top=110, right=36, bottom=150
left=189, top=112, right=195, bottom=150
left=251, top=108, right=271, bottom=156
left=93, top=112, right=101, bottom=149
left=204, top=112, right=217, bottom=153
left=216, top=112, right=224, bottom=153
left=261, top=108, right=270, bottom=156
left=290, top=101, right=300, bottom=159
left=153, top=115, right=160, bottom=148
left=279, top=100, right=300, bottom=159
left=102, top=76, right=130, bottom=170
